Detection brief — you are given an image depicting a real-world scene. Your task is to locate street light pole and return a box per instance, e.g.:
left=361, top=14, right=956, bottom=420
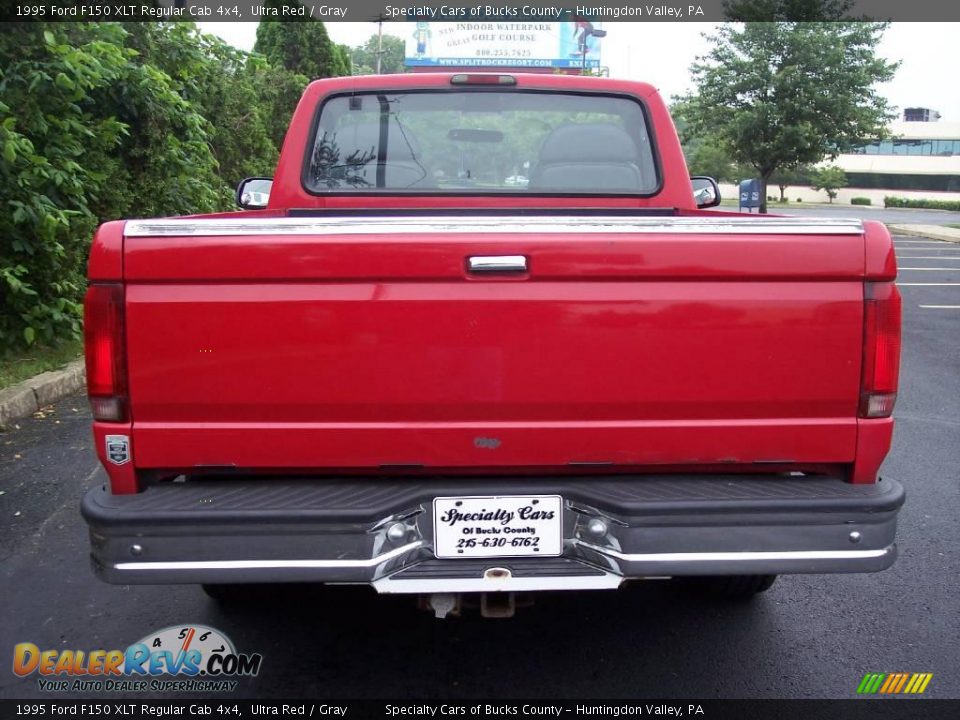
left=581, top=27, right=607, bottom=75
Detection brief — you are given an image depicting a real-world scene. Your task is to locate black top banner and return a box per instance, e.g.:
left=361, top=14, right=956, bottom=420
left=2, top=0, right=960, bottom=22
left=1, top=700, right=960, bottom=720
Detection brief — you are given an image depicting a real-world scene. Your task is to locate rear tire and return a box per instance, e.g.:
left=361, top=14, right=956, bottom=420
left=684, top=574, right=777, bottom=600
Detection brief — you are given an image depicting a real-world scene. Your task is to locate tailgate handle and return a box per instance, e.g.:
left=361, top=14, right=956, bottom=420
left=467, top=255, right=528, bottom=274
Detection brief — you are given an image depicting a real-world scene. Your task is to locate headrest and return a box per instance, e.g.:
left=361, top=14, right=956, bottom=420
left=538, top=123, right=639, bottom=164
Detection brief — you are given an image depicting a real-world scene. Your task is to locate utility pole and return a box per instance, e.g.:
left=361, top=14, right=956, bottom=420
left=376, top=17, right=383, bottom=74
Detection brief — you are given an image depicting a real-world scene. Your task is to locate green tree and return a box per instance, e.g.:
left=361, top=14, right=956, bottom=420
left=249, top=60, right=308, bottom=151
left=674, top=112, right=748, bottom=184
left=351, top=34, right=406, bottom=75
left=122, top=24, right=278, bottom=192
left=724, top=0, right=856, bottom=20
left=675, top=22, right=897, bottom=213
left=254, top=2, right=343, bottom=80
left=769, top=164, right=813, bottom=201
left=0, top=22, right=229, bottom=351
left=686, top=140, right=741, bottom=183
left=99, top=23, right=244, bottom=217
left=333, top=44, right=352, bottom=76
left=0, top=22, right=279, bottom=352
left=0, top=24, right=125, bottom=349
left=810, top=165, right=847, bottom=203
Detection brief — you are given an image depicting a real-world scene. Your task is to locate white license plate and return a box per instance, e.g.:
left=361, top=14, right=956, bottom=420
left=433, top=495, right=563, bottom=559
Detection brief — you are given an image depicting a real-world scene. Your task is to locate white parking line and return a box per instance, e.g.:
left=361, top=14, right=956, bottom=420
left=919, top=305, right=960, bottom=309
left=898, top=283, right=960, bottom=286
left=898, top=267, right=960, bottom=271
left=897, top=256, right=960, bottom=260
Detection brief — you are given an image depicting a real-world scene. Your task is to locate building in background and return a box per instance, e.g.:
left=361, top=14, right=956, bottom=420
left=718, top=109, right=960, bottom=205
left=834, top=109, right=960, bottom=195
left=903, top=107, right=941, bottom=123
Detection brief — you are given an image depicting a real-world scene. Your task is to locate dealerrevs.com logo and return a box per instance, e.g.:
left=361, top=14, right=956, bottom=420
left=13, top=625, right=262, bottom=693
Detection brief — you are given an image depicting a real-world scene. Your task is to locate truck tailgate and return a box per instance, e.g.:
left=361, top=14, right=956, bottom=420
left=121, top=216, right=865, bottom=472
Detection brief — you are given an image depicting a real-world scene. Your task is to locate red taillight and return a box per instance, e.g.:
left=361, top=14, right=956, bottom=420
left=860, top=282, right=902, bottom=418
left=84, top=283, right=127, bottom=422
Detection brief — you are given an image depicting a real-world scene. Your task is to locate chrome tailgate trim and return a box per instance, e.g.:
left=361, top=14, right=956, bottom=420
left=125, top=216, right=865, bottom=237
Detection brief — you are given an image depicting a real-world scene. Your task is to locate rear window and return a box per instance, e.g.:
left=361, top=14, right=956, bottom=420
left=304, top=91, right=659, bottom=195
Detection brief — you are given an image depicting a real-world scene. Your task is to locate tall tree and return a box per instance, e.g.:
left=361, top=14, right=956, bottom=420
left=332, top=44, right=353, bottom=76
left=254, top=1, right=342, bottom=80
left=122, top=24, right=278, bottom=195
left=249, top=59, right=309, bottom=151
left=675, top=22, right=897, bottom=213
left=351, top=34, right=406, bottom=75
left=724, top=0, right=856, bottom=20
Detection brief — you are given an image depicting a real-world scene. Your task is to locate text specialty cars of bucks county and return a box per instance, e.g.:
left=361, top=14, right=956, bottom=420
left=80, top=72, right=904, bottom=618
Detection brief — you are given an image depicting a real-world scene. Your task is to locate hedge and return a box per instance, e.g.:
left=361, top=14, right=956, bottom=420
left=884, top=197, right=960, bottom=211
left=1, top=23, right=320, bottom=353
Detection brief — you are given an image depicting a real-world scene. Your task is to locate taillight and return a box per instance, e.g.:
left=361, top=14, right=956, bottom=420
left=859, top=282, right=902, bottom=418
left=84, top=283, right=128, bottom=422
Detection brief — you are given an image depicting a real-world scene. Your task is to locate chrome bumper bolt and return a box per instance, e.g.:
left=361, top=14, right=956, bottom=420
left=386, top=522, right=409, bottom=545
left=585, top=518, right=608, bottom=540
left=849, top=531, right=862, bottom=544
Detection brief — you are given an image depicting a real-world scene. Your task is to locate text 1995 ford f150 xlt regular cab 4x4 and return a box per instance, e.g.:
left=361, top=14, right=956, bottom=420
left=81, top=73, right=903, bottom=617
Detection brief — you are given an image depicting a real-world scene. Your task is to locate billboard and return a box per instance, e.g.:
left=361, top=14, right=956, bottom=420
left=405, top=22, right=603, bottom=69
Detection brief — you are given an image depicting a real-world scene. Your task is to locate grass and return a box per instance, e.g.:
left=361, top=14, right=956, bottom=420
left=945, top=224, right=960, bottom=230
left=0, top=338, right=83, bottom=391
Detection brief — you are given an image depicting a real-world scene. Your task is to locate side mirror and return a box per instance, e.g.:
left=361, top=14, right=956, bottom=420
left=691, top=176, right=721, bottom=209
left=236, top=177, right=273, bottom=210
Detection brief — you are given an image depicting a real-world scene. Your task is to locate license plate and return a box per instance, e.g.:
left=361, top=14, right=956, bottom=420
left=433, top=495, right=563, bottom=559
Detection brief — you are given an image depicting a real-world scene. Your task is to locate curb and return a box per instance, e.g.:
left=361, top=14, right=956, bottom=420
left=888, top=225, right=960, bottom=244
left=0, top=359, right=85, bottom=430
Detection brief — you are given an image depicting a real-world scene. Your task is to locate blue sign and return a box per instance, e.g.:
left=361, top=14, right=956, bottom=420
left=405, top=22, right=602, bottom=69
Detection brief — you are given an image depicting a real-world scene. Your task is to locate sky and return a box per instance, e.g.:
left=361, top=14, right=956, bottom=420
left=197, top=22, right=960, bottom=121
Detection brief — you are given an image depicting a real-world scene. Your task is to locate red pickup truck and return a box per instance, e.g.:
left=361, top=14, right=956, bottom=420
left=81, top=73, right=904, bottom=617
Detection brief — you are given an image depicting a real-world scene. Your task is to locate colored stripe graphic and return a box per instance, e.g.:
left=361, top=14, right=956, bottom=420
left=858, top=673, right=933, bottom=694
left=879, top=674, right=897, bottom=693
left=857, top=673, right=886, bottom=694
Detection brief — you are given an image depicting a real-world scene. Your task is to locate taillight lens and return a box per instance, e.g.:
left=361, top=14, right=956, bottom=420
left=859, top=282, right=902, bottom=418
left=84, top=283, right=127, bottom=422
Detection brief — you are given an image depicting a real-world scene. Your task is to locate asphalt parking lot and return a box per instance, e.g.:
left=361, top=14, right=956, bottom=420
left=1, top=235, right=958, bottom=700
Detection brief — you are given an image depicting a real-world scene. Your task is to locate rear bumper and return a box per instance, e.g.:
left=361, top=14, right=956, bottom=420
left=81, top=473, right=904, bottom=593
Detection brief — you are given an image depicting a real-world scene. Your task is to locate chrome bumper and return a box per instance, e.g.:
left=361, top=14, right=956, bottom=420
left=82, top=473, right=904, bottom=593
